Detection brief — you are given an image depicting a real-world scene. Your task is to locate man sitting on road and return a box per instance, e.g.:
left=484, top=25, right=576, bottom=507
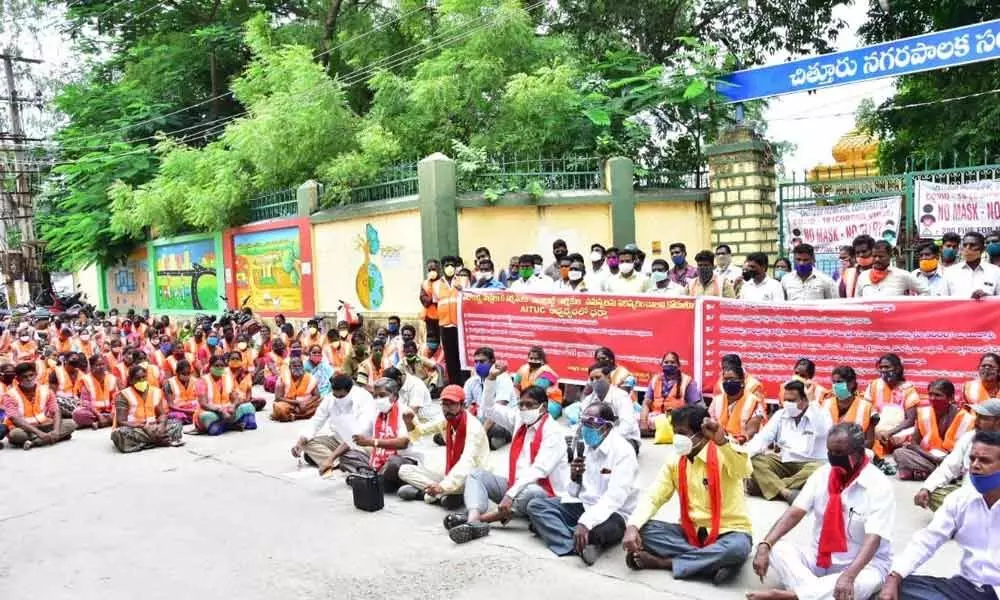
left=577, top=363, right=640, bottom=453
left=290, top=374, right=374, bottom=476
left=623, top=406, right=752, bottom=585
left=3, top=362, right=76, bottom=450
left=913, top=399, right=1000, bottom=511
left=527, top=401, right=638, bottom=566
left=748, top=423, right=894, bottom=600
left=446, top=386, right=569, bottom=545
left=397, top=384, right=489, bottom=510
left=744, top=381, right=833, bottom=503
left=271, top=356, right=320, bottom=422
left=878, top=430, right=1000, bottom=600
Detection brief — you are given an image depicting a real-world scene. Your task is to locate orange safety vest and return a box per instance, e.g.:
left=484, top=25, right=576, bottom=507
left=433, top=278, right=459, bottom=327
left=116, top=386, right=163, bottom=428
left=13, top=340, right=37, bottom=362
left=713, top=374, right=765, bottom=400
left=77, top=372, right=118, bottom=412
left=515, top=363, right=564, bottom=405
left=280, top=371, right=316, bottom=399
left=914, top=402, right=949, bottom=453
left=55, top=337, right=73, bottom=355
left=145, top=364, right=162, bottom=388
left=4, top=384, right=52, bottom=429
left=52, top=366, right=80, bottom=394
left=864, top=379, right=921, bottom=411
left=821, top=393, right=872, bottom=431
left=709, top=391, right=764, bottom=440
left=77, top=340, right=96, bottom=358
left=420, top=279, right=438, bottom=320
left=201, top=372, right=236, bottom=406
left=166, top=376, right=200, bottom=411
left=648, top=373, right=692, bottom=414
left=323, top=341, right=351, bottom=370
left=609, top=365, right=633, bottom=388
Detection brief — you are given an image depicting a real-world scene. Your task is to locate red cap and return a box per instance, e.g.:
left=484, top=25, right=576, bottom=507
left=439, top=384, right=465, bottom=403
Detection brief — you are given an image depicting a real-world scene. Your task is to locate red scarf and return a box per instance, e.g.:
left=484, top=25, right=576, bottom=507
left=678, top=442, right=722, bottom=548
left=507, top=414, right=555, bottom=496
left=817, top=456, right=870, bottom=568
left=445, top=411, right=468, bottom=473
left=370, top=403, right=400, bottom=471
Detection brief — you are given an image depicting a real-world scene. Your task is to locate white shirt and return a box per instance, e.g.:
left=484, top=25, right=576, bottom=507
left=508, top=277, right=552, bottom=293
left=944, top=261, right=1000, bottom=298
left=782, top=269, right=838, bottom=301
left=715, top=263, right=742, bottom=284
left=856, top=267, right=929, bottom=297
left=912, top=268, right=948, bottom=297
left=486, top=401, right=570, bottom=499
left=369, top=402, right=419, bottom=461
left=744, top=403, right=833, bottom=462
left=648, top=279, right=688, bottom=296
left=923, top=430, right=975, bottom=492
left=585, top=264, right=610, bottom=292
left=464, top=372, right=516, bottom=410
left=301, top=386, right=375, bottom=446
left=579, top=386, right=640, bottom=442
left=602, top=273, right=652, bottom=294
left=566, top=429, right=640, bottom=530
left=400, top=375, right=442, bottom=425
left=793, top=462, right=895, bottom=572
left=892, top=485, right=1000, bottom=595
left=739, top=276, right=785, bottom=302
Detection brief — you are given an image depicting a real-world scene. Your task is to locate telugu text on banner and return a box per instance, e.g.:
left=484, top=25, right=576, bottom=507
left=782, top=196, right=902, bottom=255
left=457, top=290, right=695, bottom=386
left=695, top=297, right=1000, bottom=401
left=914, top=179, right=1000, bottom=238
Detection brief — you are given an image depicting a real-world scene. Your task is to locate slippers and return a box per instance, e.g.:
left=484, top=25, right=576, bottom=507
left=625, top=552, right=642, bottom=570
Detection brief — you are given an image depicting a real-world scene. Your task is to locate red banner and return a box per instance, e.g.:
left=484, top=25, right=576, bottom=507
left=458, top=290, right=695, bottom=386
left=696, top=297, right=1000, bottom=401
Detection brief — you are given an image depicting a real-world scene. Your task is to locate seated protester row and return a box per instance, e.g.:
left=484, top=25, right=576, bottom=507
left=820, top=366, right=875, bottom=444
left=164, top=359, right=200, bottom=424
left=748, top=423, right=895, bottom=600
left=512, top=346, right=563, bottom=419
left=880, top=431, right=1000, bottom=600
left=624, top=407, right=752, bottom=585
left=398, top=384, right=489, bottom=509
left=711, top=353, right=764, bottom=403
left=72, top=355, right=119, bottom=429
left=271, top=356, right=320, bottom=422
left=3, top=362, right=76, bottom=449
left=914, top=399, right=1000, bottom=512
left=866, top=353, right=921, bottom=465
left=745, top=381, right=833, bottom=504
left=709, top=362, right=766, bottom=444
left=891, top=380, right=961, bottom=481
left=446, top=386, right=569, bottom=545
left=527, top=401, right=639, bottom=566
left=110, top=364, right=184, bottom=453
left=292, top=374, right=373, bottom=472
left=640, top=352, right=701, bottom=438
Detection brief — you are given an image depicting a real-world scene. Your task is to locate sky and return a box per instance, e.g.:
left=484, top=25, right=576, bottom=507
left=762, top=2, right=895, bottom=178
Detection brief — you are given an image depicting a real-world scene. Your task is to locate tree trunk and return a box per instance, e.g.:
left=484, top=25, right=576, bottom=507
left=322, top=0, right=346, bottom=68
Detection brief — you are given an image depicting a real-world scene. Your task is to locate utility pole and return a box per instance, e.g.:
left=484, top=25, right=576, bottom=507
left=1, top=53, right=44, bottom=309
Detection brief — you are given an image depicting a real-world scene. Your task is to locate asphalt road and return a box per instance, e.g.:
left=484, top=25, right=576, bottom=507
left=0, top=395, right=963, bottom=600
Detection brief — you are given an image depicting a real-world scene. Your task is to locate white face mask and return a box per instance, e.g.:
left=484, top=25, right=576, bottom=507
left=520, top=408, right=541, bottom=426
left=19, top=335, right=30, bottom=343
left=672, top=435, right=694, bottom=456
left=619, top=262, right=635, bottom=275
left=568, top=270, right=584, bottom=282
left=783, top=401, right=803, bottom=418
left=589, top=251, right=603, bottom=262
left=479, top=271, right=493, bottom=280
left=374, top=396, right=393, bottom=414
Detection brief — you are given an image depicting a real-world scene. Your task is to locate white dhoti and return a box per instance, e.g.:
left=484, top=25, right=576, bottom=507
left=770, top=541, right=886, bottom=600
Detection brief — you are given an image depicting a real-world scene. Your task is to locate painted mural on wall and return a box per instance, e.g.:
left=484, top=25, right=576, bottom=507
left=355, top=224, right=384, bottom=310
left=153, top=239, right=220, bottom=311
left=233, top=227, right=303, bottom=313
left=106, top=247, right=150, bottom=310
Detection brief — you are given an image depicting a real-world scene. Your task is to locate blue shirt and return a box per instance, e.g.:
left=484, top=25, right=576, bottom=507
left=304, top=359, right=335, bottom=396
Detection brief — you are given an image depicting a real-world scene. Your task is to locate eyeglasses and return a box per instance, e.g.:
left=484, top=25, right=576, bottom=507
left=580, top=416, right=613, bottom=428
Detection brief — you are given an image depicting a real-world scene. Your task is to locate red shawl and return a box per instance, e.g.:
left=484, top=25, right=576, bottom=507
left=507, top=414, right=555, bottom=496
left=445, top=410, right=467, bottom=473
left=678, top=442, right=722, bottom=547
left=817, top=456, right=869, bottom=568
left=370, top=403, right=400, bottom=470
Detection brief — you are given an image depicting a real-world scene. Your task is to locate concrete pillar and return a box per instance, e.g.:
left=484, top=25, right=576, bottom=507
left=605, top=157, right=636, bottom=248
left=297, top=180, right=322, bottom=217
left=417, top=153, right=459, bottom=265
left=705, top=126, right=778, bottom=264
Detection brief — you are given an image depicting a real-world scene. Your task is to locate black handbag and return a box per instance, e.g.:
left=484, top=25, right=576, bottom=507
left=346, top=468, right=385, bottom=512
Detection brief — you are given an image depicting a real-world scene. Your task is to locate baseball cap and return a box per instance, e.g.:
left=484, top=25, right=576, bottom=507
left=439, top=385, right=465, bottom=404
left=972, top=399, right=1000, bottom=417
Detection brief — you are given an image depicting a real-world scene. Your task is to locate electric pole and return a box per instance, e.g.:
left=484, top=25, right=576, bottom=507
left=1, top=52, right=44, bottom=308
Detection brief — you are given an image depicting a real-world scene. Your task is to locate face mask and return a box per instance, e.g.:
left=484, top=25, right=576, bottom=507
left=338, top=330, right=349, bottom=340
left=716, top=255, right=731, bottom=268
left=19, top=335, right=30, bottom=343
left=839, top=259, right=851, bottom=268
left=672, top=435, right=693, bottom=456
left=833, top=381, right=852, bottom=400
left=133, top=380, right=149, bottom=393
left=568, top=269, right=584, bottom=282
left=520, top=408, right=541, bottom=426
left=606, top=257, right=619, bottom=269
left=527, top=360, right=543, bottom=371
left=919, top=258, right=939, bottom=272
left=207, top=336, right=218, bottom=346
left=519, top=267, right=534, bottom=280
left=19, top=378, right=36, bottom=390
left=237, top=342, right=247, bottom=351
left=374, top=396, right=393, bottom=414
left=671, top=255, right=685, bottom=267
left=478, top=271, right=493, bottom=281
left=661, top=364, right=679, bottom=377
left=80, top=334, right=91, bottom=342
left=556, top=266, right=568, bottom=280
left=406, top=355, right=419, bottom=363
left=783, top=401, right=803, bottom=418
left=987, top=242, right=1000, bottom=258
left=589, top=251, right=603, bottom=263
left=742, top=269, right=755, bottom=281
left=857, top=256, right=874, bottom=267
left=591, top=379, right=610, bottom=399
left=698, top=266, right=714, bottom=282
left=828, top=453, right=853, bottom=472
left=774, top=268, right=788, bottom=281
left=650, top=271, right=667, bottom=284
left=722, top=380, right=743, bottom=396
left=795, top=263, right=813, bottom=278
left=619, top=262, right=635, bottom=275
left=581, top=426, right=605, bottom=448
left=475, top=363, right=491, bottom=379
left=443, top=265, right=456, bottom=278
left=533, top=265, right=543, bottom=276
left=291, top=349, right=302, bottom=358
left=211, top=367, right=226, bottom=378
left=309, top=327, right=318, bottom=336
left=0, top=373, right=14, bottom=385
left=869, top=266, right=890, bottom=284
left=427, top=269, right=439, bottom=280
left=880, top=371, right=896, bottom=383
left=970, top=470, right=1000, bottom=495
left=444, top=410, right=460, bottom=422
left=387, top=324, right=399, bottom=335
left=372, top=350, right=383, bottom=360
left=160, top=343, right=173, bottom=355
left=941, top=247, right=958, bottom=262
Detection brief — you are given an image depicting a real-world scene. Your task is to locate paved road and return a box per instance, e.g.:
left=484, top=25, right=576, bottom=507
left=1, top=396, right=963, bottom=600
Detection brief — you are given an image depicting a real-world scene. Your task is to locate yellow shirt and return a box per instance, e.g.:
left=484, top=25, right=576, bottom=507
left=627, top=442, right=753, bottom=535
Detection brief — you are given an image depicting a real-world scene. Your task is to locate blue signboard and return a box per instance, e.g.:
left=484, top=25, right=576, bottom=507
left=719, top=19, right=1000, bottom=103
